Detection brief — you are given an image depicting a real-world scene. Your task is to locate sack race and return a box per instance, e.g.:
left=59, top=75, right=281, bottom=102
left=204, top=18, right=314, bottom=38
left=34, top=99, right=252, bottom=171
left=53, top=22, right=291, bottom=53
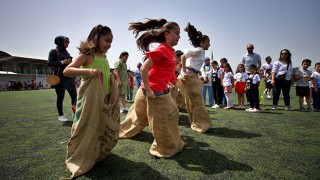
left=46, top=75, right=60, bottom=86
left=65, top=75, right=119, bottom=179
left=119, top=88, right=149, bottom=138
left=177, top=74, right=212, bottom=133
left=147, top=93, right=185, bottom=158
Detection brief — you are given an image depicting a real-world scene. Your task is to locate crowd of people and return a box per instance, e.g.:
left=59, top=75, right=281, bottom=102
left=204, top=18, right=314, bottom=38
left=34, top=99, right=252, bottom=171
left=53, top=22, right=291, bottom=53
left=4, top=80, right=43, bottom=91
left=42, top=19, right=319, bottom=178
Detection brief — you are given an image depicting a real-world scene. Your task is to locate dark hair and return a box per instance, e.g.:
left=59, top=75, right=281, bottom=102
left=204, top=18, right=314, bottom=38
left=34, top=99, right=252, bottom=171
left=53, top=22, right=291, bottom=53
left=129, top=18, right=179, bottom=54
left=315, top=62, right=320, bottom=67
left=279, top=49, right=292, bottom=65
left=175, top=50, right=183, bottom=57
left=265, top=56, right=272, bottom=61
left=222, top=63, right=233, bottom=74
left=220, top=58, right=228, bottom=63
left=137, top=62, right=142, bottom=67
left=119, top=51, right=129, bottom=58
left=78, top=24, right=112, bottom=55
left=249, top=64, right=257, bottom=69
left=236, top=64, right=245, bottom=73
left=185, top=23, right=209, bottom=48
left=249, top=64, right=257, bottom=74
left=301, top=59, right=311, bottom=65
left=211, top=60, right=218, bottom=65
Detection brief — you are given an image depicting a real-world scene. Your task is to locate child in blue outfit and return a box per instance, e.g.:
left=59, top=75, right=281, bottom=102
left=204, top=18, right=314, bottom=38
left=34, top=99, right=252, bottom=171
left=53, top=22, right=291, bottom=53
left=311, top=62, right=320, bottom=111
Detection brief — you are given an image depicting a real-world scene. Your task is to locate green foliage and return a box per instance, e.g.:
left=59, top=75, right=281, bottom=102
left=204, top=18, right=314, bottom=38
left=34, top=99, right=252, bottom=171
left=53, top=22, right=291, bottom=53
left=0, top=89, right=319, bottom=179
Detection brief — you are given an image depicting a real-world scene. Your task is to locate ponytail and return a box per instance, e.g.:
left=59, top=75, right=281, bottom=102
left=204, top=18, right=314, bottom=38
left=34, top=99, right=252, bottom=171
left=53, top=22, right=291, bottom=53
left=129, top=18, right=178, bottom=54
left=185, top=23, right=209, bottom=48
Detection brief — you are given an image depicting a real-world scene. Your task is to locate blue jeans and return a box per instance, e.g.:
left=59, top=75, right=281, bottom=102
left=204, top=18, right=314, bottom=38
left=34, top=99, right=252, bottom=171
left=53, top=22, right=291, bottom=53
left=312, top=89, right=320, bottom=109
left=127, top=87, right=134, bottom=100
left=202, top=86, right=214, bottom=105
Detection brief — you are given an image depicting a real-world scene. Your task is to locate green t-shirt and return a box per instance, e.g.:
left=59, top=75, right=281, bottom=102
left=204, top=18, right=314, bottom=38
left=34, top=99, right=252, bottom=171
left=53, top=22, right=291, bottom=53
left=81, top=54, right=111, bottom=95
left=114, top=59, right=129, bottom=95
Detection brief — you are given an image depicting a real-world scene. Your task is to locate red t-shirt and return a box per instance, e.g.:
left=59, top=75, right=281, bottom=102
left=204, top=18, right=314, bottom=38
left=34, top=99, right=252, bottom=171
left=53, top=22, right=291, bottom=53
left=128, top=75, right=134, bottom=88
left=141, top=43, right=176, bottom=92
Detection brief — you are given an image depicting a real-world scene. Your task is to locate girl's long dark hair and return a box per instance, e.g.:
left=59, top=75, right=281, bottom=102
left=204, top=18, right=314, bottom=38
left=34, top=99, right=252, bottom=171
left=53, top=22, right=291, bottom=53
left=223, top=63, right=234, bottom=74
left=129, top=18, right=178, bottom=54
left=279, top=49, right=292, bottom=65
left=185, top=23, right=209, bottom=48
left=78, top=24, right=112, bottom=55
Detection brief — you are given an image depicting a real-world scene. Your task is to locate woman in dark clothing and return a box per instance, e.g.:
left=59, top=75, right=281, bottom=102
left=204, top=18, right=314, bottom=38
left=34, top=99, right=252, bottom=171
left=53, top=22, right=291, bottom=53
left=48, top=36, right=77, bottom=122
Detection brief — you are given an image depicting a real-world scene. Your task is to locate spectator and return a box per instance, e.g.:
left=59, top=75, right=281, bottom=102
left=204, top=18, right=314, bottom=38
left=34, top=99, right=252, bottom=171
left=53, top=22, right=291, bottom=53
left=114, top=51, right=130, bottom=113
left=48, top=36, right=77, bottom=122
left=271, top=49, right=294, bottom=110
left=134, top=62, right=142, bottom=89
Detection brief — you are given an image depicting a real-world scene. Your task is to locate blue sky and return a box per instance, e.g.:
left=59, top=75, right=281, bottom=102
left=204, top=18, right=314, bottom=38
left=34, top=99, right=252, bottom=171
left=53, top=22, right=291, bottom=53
left=0, top=0, right=319, bottom=70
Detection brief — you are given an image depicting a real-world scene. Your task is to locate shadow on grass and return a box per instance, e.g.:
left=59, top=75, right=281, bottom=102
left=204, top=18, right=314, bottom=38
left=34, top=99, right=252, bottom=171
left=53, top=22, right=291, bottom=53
left=258, top=111, right=283, bottom=114
left=206, top=127, right=262, bottom=139
left=129, top=131, right=154, bottom=144
left=62, top=121, right=73, bottom=127
left=178, top=114, right=191, bottom=127
left=173, top=136, right=253, bottom=174
left=84, top=153, right=170, bottom=180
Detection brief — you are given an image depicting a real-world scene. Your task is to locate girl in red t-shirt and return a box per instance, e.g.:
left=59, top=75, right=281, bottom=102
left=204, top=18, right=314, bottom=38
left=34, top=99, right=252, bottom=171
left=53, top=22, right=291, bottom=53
left=119, top=18, right=185, bottom=158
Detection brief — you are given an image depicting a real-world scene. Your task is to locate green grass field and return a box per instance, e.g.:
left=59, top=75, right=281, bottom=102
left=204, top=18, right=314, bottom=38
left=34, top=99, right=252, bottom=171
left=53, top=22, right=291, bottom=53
left=0, top=88, right=319, bottom=179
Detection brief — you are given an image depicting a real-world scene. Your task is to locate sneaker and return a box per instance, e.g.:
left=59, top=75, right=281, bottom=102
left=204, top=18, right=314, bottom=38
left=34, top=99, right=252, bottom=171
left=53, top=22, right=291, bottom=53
left=272, top=105, right=277, bottom=110
left=313, top=108, right=318, bottom=112
left=224, top=106, right=234, bottom=110
left=246, top=108, right=259, bottom=113
left=120, top=107, right=129, bottom=113
left=253, top=108, right=260, bottom=112
left=123, top=107, right=129, bottom=112
left=212, top=104, right=220, bottom=109
left=285, top=106, right=294, bottom=111
left=246, top=108, right=254, bottom=112
left=307, top=107, right=313, bottom=111
left=58, top=115, right=68, bottom=122
left=299, top=106, right=306, bottom=111
left=267, top=95, right=272, bottom=99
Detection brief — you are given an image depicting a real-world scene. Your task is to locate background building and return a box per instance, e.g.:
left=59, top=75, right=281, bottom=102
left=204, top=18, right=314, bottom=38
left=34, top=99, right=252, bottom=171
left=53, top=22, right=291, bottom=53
left=0, top=51, right=49, bottom=90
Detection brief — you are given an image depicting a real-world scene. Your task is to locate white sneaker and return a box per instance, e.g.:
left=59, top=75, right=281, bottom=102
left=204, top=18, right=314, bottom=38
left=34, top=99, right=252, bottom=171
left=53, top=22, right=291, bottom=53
left=246, top=108, right=259, bottom=113
left=212, top=104, right=220, bottom=109
left=267, top=95, right=271, bottom=99
left=246, top=108, right=253, bottom=112
left=58, top=115, right=68, bottom=122
left=120, top=108, right=129, bottom=113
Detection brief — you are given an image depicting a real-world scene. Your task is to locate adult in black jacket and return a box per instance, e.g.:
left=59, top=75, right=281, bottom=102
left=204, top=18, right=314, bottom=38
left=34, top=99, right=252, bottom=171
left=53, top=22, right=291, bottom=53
left=48, top=36, right=77, bottom=122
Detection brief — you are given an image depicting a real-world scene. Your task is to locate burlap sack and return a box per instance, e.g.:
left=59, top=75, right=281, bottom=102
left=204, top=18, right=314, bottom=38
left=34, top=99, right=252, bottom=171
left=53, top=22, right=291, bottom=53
left=175, top=83, right=187, bottom=112
left=65, top=75, right=119, bottom=179
left=147, top=93, right=185, bottom=158
left=177, top=74, right=212, bottom=133
left=119, top=88, right=149, bottom=138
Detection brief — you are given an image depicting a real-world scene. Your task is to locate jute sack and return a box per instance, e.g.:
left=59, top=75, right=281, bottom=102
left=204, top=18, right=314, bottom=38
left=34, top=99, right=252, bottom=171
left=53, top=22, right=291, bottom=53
left=65, top=75, right=119, bottom=179
left=147, top=93, right=185, bottom=158
left=175, top=82, right=187, bottom=112
left=177, top=74, right=212, bottom=133
left=119, top=88, right=148, bottom=138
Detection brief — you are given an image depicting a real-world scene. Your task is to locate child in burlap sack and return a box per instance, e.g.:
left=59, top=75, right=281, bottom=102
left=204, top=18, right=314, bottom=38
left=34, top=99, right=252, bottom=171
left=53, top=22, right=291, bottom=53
left=177, top=23, right=212, bottom=133
left=63, top=24, right=120, bottom=179
left=119, top=18, right=185, bottom=158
